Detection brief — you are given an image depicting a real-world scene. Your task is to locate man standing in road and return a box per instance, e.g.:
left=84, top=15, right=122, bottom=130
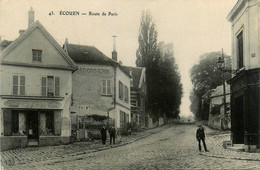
left=109, top=126, right=116, bottom=144
left=196, top=125, right=209, bottom=152
left=100, top=125, right=107, bottom=145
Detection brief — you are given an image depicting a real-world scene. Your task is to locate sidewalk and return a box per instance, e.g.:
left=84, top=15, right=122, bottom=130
left=0, top=124, right=171, bottom=167
left=201, top=126, right=260, bottom=161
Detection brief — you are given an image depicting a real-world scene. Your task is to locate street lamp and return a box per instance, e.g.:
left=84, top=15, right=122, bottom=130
left=216, top=49, right=228, bottom=129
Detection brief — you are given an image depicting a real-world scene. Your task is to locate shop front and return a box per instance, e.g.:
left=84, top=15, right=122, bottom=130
left=0, top=98, right=69, bottom=151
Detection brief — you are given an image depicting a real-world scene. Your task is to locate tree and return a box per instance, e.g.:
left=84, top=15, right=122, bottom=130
left=190, top=51, right=232, bottom=120
left=135, top=11, right=183, bottom=119
left=136, top=10, right=158, bottom=67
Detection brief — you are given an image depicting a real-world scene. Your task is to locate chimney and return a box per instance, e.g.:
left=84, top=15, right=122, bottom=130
left=19, top=29, right=25, bottom=36
left=112, top=35, right=117, bottom=61
left=130, top=68, right=133, bottom=87
left=28, top=7, right=35, bottom=27
left=129, top=68, right=133, bottom=76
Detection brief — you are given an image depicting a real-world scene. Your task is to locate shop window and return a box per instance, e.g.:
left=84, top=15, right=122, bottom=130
left=12, top=112, right=19, bottom=135
left=32, top=49, right=42, bottom=62
left=13, top=75, right=25, bottom=95
left=41, top=76, right=60, bottom=97
left=46, top=112, right=54, bottom=134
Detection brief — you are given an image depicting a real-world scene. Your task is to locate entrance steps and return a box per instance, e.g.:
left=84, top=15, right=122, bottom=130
left=28, top=139, right=39, bottom=146
left=227, top=144, right=244, bottom=152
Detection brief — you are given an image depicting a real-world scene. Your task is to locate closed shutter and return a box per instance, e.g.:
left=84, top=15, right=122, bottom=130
left=55, top=77, right=60, bottom=96
left=13, top=75, right=18, bottom=95
left=54, top=111, right=61, bottom=135
left=119, top=81, right=123, bottom=100
left=102, top=80, right=106, bottom=94
left=41, top=77, right=47, bottom=96
left=125, top=86, right=129, bottom=103
left=20, top=76, right=25, bottom=95
left=3, top=109, right=12, bottom=136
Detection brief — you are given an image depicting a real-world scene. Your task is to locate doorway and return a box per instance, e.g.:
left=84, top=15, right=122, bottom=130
left=27, top=111, right=39, bottom=143
left=234, top=96, right=244, bottom=144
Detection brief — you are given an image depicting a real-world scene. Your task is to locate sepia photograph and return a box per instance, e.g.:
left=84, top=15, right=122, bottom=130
left=1, top=0, right=260, bottom=169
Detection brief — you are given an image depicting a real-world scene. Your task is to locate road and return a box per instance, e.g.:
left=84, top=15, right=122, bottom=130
left=3, top=124, right=260, bottom=169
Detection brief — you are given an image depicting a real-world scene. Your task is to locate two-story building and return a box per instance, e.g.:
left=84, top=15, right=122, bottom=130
left=122, top=66, right=147, bottom=128
left=63, top=39, right=131, bottom=136
left=227, top=0, right=260, bottom=151
left=0, top=8, right=77, bottom=151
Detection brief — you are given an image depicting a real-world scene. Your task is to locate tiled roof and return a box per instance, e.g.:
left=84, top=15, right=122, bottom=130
left=66, top=43, right=117, bottom=65
left=122, top=66, right=143, bottom=89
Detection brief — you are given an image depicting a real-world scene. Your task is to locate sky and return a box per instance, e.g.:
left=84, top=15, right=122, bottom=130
left=0, top=0, right=238, bottom=117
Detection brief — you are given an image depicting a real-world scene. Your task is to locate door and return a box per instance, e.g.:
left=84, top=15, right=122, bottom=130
left=234, top=96, right=244, bottom=144
left=27, top=111, right=39, bottom=140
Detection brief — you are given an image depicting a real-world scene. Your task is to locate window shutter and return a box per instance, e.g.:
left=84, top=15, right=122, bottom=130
left=54, top=111, right=61, bottom=135
left=3, top=109, right=12, bottom=136
left=102, top=80, right=106, bottom=94
left=20, top=76, right=25, bottom=95
left=55, top=77, right=60, bottom=96
left=119, top=81, right=123, bottom=100
left=41, top=77, right=47, bottom=96
left=107, top=80, right=111, bottom=94
left=13, top=75, right=18, bottom=95
left=125, top=86, right=129, bottom=103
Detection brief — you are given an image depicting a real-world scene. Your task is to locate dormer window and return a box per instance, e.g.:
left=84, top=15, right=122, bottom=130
left=32, top=49, right=42, bottom=62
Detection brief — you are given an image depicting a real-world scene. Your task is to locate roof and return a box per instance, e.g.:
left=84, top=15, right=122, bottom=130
left=64, top=42, right=132, bottom=78
left=226, top=0, right=246, bottom=22
left=0, top=20, right=77, bottom=70
left=65, top=43, right=117, bottom=65
left=122, top=66, right=145, bottom=89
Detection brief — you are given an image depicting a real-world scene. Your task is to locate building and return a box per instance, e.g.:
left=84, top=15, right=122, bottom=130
left=227, top=0, right=260, bottom=151
left=208, top=83, right=231, bottom=130
left=63, top=39, right=131, bottom=138
left=122, top=66, right=147, bottom=128
left=0, top=8, right=77, bottom=151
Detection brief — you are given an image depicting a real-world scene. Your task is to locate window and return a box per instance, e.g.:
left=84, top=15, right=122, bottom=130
left=13, top=75, right=25, bottom=95
left=120, top=111, right=126, bottom=128
left=45, top=112, right=54, bottom=134
left=32, top=49, right=42, bottom=62
left=42, top=76, right=60, bottom=97
left=102, top=79, right=112, bottom=95
left=119, top=81, right=123, bottom=100
left=237, top=31, right=243, bottom=69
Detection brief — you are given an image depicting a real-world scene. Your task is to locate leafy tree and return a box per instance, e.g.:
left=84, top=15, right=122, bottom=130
left=136, top=10, right=158, bottom=67
left=190, top=51, right=231, bottom=120
left=135, top=11, right=183, bottom=119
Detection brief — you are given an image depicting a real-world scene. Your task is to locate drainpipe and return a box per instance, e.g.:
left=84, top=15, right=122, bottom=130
left=107, top=64, right=117, bottom=127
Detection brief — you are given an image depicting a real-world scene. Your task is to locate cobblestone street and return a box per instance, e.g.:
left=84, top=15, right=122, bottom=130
left=2, top=124, right=260, bottom=169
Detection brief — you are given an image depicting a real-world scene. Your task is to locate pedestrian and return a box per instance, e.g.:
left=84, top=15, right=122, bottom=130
left=196, top=125, right=209, bottom=152
left=109, top=126, right=116, bottom=144
left=100, top=125, right=107, bottom=144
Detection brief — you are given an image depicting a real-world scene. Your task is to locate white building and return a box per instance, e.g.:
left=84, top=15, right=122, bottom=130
left=0, top=8, right=76, bottom=151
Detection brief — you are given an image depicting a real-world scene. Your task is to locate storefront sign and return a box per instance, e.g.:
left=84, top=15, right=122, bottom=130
left=78, top=67, right=110, bottom=74
left=4, top=100, right=61, bottom=109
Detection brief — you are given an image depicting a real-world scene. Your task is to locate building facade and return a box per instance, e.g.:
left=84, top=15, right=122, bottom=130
left=63, top=41, right=131, bottom=136
left=227, top=0, right=260, bottom=151
left=0, top=10, right=76, bottom=151
left=122, top=66, right=147, bottom=128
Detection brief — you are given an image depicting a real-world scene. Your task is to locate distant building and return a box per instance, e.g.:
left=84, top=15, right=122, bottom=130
left=63, top=40, right=131, bottom=137
left=227, top=0, right=260, bottom=151
left=0, top=8, right=76, bottom=151
left=122, top=66, right=147, bottom=127
left=208, top=83, right=231, bottom=130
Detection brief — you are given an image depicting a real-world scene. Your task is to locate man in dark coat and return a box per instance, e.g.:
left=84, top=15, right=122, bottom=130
left=109, top=126, right=116, bottom=144
left=196, top=125, right=209, bottom=152
left=100, top=126, right=107, bottom=144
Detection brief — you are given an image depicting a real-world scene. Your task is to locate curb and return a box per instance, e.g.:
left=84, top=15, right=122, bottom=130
left=200, top=152, right=260, bottom=162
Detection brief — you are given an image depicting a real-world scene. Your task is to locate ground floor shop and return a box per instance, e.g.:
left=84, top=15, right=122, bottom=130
left=228, top=68, right=260, bottom=152
left=1, top=99, right=71, bottom=151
